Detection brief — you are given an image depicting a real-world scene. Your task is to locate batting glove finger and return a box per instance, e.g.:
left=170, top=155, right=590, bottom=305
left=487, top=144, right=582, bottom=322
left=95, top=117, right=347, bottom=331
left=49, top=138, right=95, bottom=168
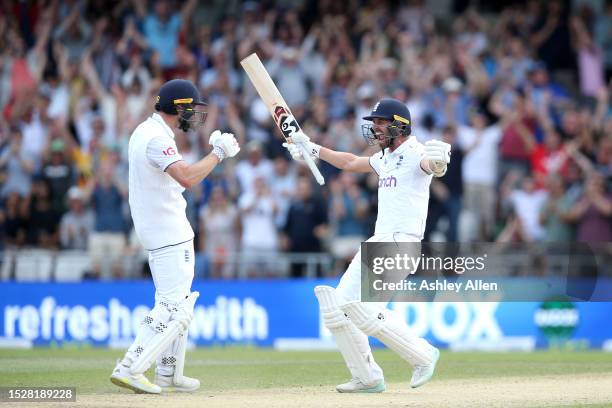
left=209, top=129, right=222, bottom=146
left=282, top=142, right=304, bottom=161
left=290, top=131, right=310, bottom=144
left=220, top=133, right=240, bottom=158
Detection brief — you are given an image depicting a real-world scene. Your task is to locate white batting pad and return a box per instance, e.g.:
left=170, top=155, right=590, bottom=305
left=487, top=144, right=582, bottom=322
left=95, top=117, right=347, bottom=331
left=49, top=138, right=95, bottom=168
left=340, top=301, right=434, bottom=367
left=125, top=300, right=172, bottom=367
left=156, top=329, right=186, bottom=377
left=315, top=286, right=383, bottom=386
left=129, top=292, right=199, bottom=375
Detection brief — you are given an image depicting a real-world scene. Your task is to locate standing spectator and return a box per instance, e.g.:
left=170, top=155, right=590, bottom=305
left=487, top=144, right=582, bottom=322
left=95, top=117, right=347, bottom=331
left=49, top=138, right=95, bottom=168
left=498, top=90, right=538, bottom=180
left=118, top=51, right=152, bottom=135
left=246, top=99, right=274, bottom=145
left=59, top=186, right=94, bottom=250
left=571, top=15, right=606, bottom=98
left=0, top=128, right=35, bottom=199
left=331, top=173, right=369, bottom=238
left=199, top=186, right=239, bottom=279
left=199, top=42, right=241, bottom=106
left=43, top=69, right=71, bottom=126
left=2, top=192, right=26, bottom=247
left=329, top=173, right=369, bottom=263
left=325, top=59, right=355, bottom=121
left=41, top=139, right=74, bottom=215
left=22, top=177, right=59, bottom=248
left=238, top=177, right=278, bottom=277
left=87, top=17, right=120, bottom=92
left=282, top=178, right=328, bottom=277
left=458, top=111, right=502, bottom=240
left=86, top=163, right=127, bottom=279
left=566, top=172, right=612, bottom=242
left=539, top=176, right=574, bottom=242
left=1, top=15, right=50, bottom=113
left=503, top=174, right=549, bottom=242
left=53, top=6, right=92, bottom=61
left=234, top=140, right=274, bottom=195
left=17, top=91, right=51, bottom=161
left=269, top=156, right=297, bottom=228
left=267, top=47, right=310, bottom=108
left=428, top=77, right=473, bottom=128
left=377, top=58, right=404, bottom=98
left=136, top=0, right=197, bottom=72
left=426, top=126, right=464, bottom=242
left=504, top=37, right=534, bottom=86
left=530, top=128, right=569, bottom=188
left=435, top=77, right=472, bottom=126
left=530, top=0, right=575, bottom=75
left=354, top=83, right=378, bottom=133
left=524, top=62, right=570, bottom=121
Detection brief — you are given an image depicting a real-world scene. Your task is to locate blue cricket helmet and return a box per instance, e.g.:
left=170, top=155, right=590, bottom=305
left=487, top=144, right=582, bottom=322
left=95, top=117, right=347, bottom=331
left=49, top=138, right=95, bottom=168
left=155, top=79, right=207, bottom=131
left=363, top=98, right=411, bottom=131
left=361, top=98, right=412, bottom=146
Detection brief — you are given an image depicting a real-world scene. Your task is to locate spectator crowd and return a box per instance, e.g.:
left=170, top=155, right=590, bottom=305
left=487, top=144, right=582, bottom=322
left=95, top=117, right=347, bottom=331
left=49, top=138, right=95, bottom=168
left=0, top=0, right=610, bottom=279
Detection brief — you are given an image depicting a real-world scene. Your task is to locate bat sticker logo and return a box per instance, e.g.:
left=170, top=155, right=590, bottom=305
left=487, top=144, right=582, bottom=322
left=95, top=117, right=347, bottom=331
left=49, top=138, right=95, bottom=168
left=280, top=115, right=300, bottom=137
left=274, top=105, right=301, bottom=139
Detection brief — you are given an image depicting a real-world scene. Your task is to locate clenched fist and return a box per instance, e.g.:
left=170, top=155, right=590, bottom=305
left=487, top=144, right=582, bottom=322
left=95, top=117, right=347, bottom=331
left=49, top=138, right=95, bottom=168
left=424, top=140, right=451, bottom=177
left=209, top=130, right=240, bottom=160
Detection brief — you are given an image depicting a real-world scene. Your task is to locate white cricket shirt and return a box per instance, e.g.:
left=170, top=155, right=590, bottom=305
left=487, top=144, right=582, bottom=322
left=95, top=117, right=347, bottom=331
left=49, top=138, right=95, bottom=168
left=369, top=137, right=433, bottom=238
left=128, top=113, right=194, bottom=250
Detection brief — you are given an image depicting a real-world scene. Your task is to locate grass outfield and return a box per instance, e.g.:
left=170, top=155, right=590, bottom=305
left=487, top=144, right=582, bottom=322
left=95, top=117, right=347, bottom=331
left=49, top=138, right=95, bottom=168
left=1, top=348, right=612, bottom=407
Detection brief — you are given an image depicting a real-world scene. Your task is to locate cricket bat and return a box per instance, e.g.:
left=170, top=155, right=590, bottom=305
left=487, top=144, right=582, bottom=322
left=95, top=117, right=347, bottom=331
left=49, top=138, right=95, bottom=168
left=240, top=53, right=325, bottom=185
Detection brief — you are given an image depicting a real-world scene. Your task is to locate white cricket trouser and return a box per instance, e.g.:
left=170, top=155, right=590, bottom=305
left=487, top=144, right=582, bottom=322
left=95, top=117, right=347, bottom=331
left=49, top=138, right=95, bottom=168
left=149, top=240, right=195, bottom=303
left=335, top=232, right=421, bottom=305
left=124, top=240, right=196, bottom=375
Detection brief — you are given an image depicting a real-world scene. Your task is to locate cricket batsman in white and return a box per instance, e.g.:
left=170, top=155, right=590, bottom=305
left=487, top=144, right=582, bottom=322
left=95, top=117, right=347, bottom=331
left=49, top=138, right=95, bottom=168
left=110, top=79, right=240, bottom=394
left=284, top=98, right=450, bottom=393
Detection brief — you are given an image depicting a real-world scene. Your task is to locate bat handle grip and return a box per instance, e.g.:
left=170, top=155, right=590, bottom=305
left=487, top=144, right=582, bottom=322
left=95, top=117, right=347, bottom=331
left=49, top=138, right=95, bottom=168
left=297, top=143, right=325, bottom=185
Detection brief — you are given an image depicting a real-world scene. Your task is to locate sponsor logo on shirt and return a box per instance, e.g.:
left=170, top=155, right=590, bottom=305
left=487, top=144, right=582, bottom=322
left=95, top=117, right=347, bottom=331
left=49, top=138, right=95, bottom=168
left=163, top=147, right=176, bottom=156
left=379, top=175, right=397, bottom=188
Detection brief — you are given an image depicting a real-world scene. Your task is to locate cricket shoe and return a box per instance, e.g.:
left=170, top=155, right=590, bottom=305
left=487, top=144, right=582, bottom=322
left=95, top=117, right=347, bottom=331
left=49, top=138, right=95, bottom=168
left=410, top=347, right=440, bottom=388
left=154, top=373, right=200, bottom=392
left=336, top=378, right=386, bottom=393
left=110, top=362, right=161, bottom=394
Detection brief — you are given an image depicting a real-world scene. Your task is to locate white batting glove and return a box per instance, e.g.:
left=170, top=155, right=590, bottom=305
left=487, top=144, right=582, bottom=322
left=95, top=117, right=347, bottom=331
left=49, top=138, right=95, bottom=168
left=424, top=140, right=451, bottom=177
left=209, top=130, right=240, bottom=161
left=282, top=131, right=320, bottom=161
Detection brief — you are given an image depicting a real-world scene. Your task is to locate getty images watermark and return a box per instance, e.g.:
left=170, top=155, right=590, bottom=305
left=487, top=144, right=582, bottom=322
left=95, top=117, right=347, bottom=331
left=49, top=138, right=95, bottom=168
left=360, top=242, right=612, bottom=303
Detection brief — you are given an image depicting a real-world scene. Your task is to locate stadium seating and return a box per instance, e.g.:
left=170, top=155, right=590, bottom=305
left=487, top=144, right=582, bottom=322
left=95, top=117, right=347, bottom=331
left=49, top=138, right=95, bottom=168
left=54, top=250, right=92, bottom=282
left=14, top=249, right=54, bottom=281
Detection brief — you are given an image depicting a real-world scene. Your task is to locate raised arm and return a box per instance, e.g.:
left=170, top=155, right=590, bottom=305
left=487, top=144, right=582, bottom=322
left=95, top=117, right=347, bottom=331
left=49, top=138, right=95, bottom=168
left=167, top=130, right=240, bottom=188
left=282, top=132, right=373, bottom=173
left=166, top=155, right=222, bottom=189
left=319, top=148, right=373, bottom=173
left=180, top=0, right=198, bottom=28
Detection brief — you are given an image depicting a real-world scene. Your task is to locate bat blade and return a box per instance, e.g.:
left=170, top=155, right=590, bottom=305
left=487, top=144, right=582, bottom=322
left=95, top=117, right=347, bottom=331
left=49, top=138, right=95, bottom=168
left=241, top=53, right=325, bottom=186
